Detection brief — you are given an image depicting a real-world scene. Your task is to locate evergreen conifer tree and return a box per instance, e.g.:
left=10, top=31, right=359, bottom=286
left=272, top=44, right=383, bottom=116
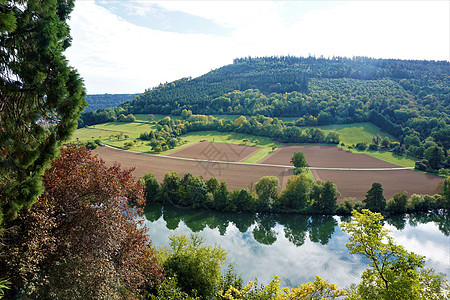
left=0, top=0, right=86, bottom=224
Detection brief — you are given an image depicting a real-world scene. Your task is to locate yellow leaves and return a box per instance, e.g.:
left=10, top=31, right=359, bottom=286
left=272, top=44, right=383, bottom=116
left=218, top=281, right=255, bottom=300
left=218, top=276, right=347, bottom=300
left=284, top=276, right=348, bottom=300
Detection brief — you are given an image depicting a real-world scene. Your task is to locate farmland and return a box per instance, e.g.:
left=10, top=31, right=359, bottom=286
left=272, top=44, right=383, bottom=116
left=93, top=146, right=293, bottom=192
left=75, top=116, right=444, bottom=202
left=261, top=145, right=444, bottom=200
left=167, top=142, right=262, bottom=162
left=93, top=143, right=444, bottom=202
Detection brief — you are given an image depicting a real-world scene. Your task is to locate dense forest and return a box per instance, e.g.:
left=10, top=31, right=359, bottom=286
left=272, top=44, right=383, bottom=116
left=81, top=56, right=450, bottom=151
left=84, top=93, right=139, bottom=111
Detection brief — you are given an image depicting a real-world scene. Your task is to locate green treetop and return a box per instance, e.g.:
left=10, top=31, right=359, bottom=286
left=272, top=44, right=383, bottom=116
left=341, top=209, right=448, bottom=300
left=363, top=183, right=386, bottom=212
left=290, top=151, right=308, bottom=175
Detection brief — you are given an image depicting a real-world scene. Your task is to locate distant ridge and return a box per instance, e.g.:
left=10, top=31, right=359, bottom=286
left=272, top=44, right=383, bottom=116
left=85, top=93, right=139, bottom=111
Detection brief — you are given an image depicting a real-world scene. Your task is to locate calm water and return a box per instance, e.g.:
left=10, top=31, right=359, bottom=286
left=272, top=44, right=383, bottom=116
left=144, top=203, right=450, bottom=289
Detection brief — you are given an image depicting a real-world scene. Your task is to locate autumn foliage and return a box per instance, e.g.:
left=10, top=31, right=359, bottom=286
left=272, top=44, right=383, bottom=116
left=0, top=145, right=164, bottom=298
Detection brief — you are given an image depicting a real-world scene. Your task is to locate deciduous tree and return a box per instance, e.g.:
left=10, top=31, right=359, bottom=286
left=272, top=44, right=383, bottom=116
left=0, top=145, right=164, bottom=298
left=277, top=174, right=312, bottom=210
left=341, top=209, right=448, bottom=300
left=290, top=151, right=308, bottom=174
left=159, top=234, right=227, bottom=299
left=255, top=176, right=280, bottom=211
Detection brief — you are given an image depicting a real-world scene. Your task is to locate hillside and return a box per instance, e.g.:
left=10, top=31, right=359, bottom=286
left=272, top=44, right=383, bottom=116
left=129, top=56, right=449, bottom=119
left=80, top=56, right=450, bottom=150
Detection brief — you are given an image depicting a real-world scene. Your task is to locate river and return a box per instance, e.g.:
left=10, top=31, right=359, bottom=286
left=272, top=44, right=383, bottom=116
left=144, top=203, right=450, bottom=289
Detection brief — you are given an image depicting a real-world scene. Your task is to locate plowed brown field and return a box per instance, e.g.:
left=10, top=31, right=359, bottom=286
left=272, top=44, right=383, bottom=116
left=262, top=145, right=444, bottom=200
left=93, top=144, right=445, bottom=202
left=167, top=142, right=261, bottom=162
left=260, top=145, right=398, bottom=168
left=93, top=146, right=293, bottom=191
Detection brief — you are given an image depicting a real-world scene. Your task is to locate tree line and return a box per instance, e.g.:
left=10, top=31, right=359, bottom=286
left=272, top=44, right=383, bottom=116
left=138, top=113, right=339, bottom=153
left=141, top=168, right=450, bottom=216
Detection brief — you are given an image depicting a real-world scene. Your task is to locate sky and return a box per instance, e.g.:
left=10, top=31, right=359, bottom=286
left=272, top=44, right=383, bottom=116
left=64, top=0, right=450, bottom=94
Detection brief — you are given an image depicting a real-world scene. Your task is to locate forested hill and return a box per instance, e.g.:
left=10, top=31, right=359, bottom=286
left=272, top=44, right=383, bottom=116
left=85, top=93, right=139, bottom=111
left=81, top=56, right=449, bottom=147
left=128, top=56, right=448, bottom=119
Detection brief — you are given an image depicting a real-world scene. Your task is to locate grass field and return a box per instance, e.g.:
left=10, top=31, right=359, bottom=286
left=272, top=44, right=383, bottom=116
left=71, top=121, right=153, bottom=142
left=316, top=122, right=398, bottom=145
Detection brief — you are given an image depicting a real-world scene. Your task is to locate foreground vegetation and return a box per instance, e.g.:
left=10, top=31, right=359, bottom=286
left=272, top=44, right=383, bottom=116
left=2, top=145, right=447, bottom=299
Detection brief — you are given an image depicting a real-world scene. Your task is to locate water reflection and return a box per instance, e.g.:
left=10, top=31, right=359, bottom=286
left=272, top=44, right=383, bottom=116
left=146, top=203, right=345, bottom=247
left=144, top=204, right=450, bottom=288
left=146, top=204, right=450, bottom=245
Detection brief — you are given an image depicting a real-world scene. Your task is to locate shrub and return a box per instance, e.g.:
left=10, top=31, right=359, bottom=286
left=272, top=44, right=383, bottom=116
left=368, top=143, right=378, bottom=150
left=355, top=142, right=367, bottom=150
left=160, top=234, right=227, bottom=299
left=386, top=192, right=408, bottom=214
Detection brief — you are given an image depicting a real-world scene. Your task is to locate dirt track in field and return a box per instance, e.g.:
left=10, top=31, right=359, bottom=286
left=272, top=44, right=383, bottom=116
left=167, top=142, right=262, bottom=162
left=93, top=146, right=293, bottom=191
left=93, top=144, right=445, bottom=202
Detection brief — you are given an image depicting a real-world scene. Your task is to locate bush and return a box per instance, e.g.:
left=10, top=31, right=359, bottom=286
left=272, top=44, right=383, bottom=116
left=368, top=143, right=378, bottom=150
left=386, top=192, right=408, bottom=214
left=336, top=198, right=356, bottom=215
left=355, top=142, right=367, bottom=150
left=160, top=234, right=227, bottom=299
left=415, top=159, right=428, bottom=171
left=85, top=141, right=97, bottom=150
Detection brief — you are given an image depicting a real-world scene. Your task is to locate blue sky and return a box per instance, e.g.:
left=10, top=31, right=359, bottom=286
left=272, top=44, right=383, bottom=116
left=65, top=1, right=450, bottom=94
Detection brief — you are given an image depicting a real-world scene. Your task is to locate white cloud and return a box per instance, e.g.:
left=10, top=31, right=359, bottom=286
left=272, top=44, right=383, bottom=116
left=65, top=0, right=449, bottom=94
left=66, top=1, right=235, bottom=94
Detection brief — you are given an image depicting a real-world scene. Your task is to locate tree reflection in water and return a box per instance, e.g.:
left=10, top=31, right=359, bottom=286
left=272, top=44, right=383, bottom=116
left=144, top=203, right=450, bottom=247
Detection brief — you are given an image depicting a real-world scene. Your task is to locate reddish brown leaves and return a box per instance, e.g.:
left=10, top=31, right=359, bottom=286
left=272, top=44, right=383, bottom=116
left=0, top=145, right=164, bottom=298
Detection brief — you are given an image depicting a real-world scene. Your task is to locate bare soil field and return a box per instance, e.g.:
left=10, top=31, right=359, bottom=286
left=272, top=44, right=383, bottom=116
left=259, top=145, right=398, bottom=168
left=167, top=142, right=261, bottom=162
left=94, top=144, right=445, bottom=202
left=312, top=169, right=444, bottom=201
left=263, top=145, right=444, bottom=200
left=93, top=146, right=293, bottom=190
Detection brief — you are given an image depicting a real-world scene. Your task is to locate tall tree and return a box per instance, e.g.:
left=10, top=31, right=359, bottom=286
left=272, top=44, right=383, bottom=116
left=311, top=181, right=339, bottom=214
left=141, top=172, right=163, bottom=204
left=255, top=176, right=280, bottom=211
left=290, top=151, right=308, bottom=175
left=0, top=0, right=86, bottom=224
left=277, top=174, right=312, bottom=210
left=363, top=183, right=386, bottom=212
left=424, top=146, right=445, bottom=170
